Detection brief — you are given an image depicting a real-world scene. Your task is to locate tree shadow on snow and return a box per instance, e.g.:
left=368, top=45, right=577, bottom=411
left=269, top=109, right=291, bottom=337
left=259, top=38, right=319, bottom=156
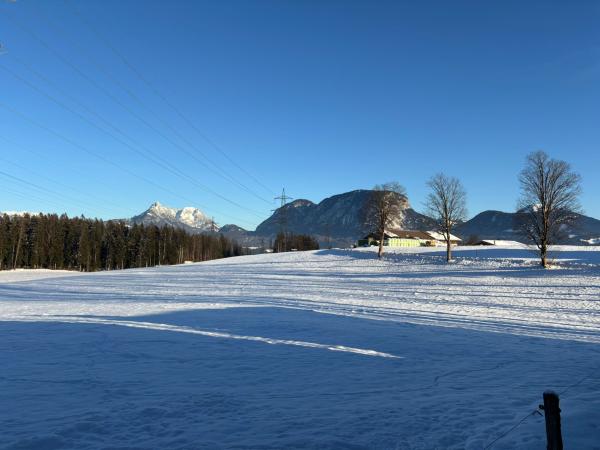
left=2, top=307, right=600, bottom=449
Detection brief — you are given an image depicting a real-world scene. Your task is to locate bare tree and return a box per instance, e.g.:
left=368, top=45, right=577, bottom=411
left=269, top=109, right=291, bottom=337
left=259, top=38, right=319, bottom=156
left=516, top=151, right=582, bottom=268
left=363, top=182, right=407, bottom=258
left=425, top=173, right=467, bottom=262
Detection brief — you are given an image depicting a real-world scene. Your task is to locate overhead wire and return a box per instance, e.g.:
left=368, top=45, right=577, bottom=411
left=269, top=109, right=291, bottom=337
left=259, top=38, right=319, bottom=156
left=13, top=3, right=274, bottom=206
left=0, top=168, right=105, bottom=215
left=0, top=100, right=258, bottom=227
left=0, top=15, right=269, bottom=220
left=64, top=0, right=275, bottom=198
left=0, top=135, right=132, bottom=217
left=0, top=59, right=265, bottom=219
left=0, top=183, right=72, bottom=212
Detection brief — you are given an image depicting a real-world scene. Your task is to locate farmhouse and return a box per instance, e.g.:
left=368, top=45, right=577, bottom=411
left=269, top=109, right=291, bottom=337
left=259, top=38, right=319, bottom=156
left=357, top=229, right=462, bottom=248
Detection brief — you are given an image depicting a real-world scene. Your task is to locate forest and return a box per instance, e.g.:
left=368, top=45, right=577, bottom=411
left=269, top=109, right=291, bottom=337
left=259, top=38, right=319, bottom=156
left=0, top=213, right=244, bottom=272
left=273, top=232, right=320, bottom=253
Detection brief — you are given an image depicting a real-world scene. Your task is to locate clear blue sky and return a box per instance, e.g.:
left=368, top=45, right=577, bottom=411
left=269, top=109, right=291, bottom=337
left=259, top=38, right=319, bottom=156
left=1, top=0, right=599, bottom=229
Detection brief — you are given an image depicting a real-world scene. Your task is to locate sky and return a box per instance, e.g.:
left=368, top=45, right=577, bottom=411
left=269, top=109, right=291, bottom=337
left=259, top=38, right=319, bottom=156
left=0, top=0, right=599, bottom=229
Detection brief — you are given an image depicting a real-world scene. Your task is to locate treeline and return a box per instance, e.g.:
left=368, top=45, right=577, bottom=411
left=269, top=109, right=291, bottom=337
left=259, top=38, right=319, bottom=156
left=0, top=213, right=244, bottom=272
left=273, top=232, right=320, bottom=253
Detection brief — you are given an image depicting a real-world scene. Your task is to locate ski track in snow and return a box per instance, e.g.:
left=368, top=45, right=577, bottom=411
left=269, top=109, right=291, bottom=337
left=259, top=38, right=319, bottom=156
left=5, top=315, right=401, bottom=359
left=1, top=246, right=600, bottom=449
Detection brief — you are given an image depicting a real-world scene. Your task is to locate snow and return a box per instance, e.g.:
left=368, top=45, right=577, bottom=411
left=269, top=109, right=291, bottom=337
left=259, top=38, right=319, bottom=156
left=143, top=201, right=215, bottom=231
left=0, top=268, right=82, bottom=283
left=426, top=230, right=462, bottom=242
left=1, top=246, right=600, bottom=449
left=0, top=211, right=41, bottom=217
left=581, top=237, right=600, bottom=245
left=479, top=240, right=527, bottom=246
left=176, top=206, right=211, bottom=228
left=147, top=201, right=177, bottom=219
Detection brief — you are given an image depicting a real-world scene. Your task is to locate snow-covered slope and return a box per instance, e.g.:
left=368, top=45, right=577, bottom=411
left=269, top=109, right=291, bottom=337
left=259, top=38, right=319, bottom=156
left=130, top=201, right=216, bottom=232
left=1, top=247, right=600, bottom=449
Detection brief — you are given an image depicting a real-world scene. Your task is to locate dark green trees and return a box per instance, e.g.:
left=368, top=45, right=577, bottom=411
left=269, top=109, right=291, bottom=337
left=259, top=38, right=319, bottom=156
left=0, top=213, right=243, bottom=272
left=273, top=232, right=319, bottom=252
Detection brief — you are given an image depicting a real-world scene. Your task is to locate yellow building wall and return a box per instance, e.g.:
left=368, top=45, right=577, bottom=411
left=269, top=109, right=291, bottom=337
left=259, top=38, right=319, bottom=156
left=386, top=238, right=422, bottom=247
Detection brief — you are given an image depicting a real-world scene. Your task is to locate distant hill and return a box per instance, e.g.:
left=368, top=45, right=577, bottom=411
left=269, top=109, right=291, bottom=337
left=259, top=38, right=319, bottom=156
left=252, top=190, right=435, bottom=247
left=455, top=210, right=600, bottom=245
left=218, top=224, right=265, bottom=247
left=455, top=210, right=520, bottom=242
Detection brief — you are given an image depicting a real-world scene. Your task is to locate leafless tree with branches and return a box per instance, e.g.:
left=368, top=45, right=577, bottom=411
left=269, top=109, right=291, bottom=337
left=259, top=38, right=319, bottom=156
left=516, top=151, right=582, bottom=268
left=425, top=173, right=467, bottom=262
left=363, top=182, right=407, bottom=258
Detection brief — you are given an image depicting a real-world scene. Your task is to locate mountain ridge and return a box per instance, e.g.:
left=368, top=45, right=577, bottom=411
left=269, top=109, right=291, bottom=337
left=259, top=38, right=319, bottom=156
left=125, top=192, right=600, bottom=247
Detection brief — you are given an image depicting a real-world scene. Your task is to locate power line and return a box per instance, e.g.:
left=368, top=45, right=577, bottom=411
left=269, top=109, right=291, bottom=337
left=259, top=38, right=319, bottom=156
left=0, top=58, right=266, bottom=219
left=0, top=183, right=75, bottom=214
left=8, top=3, right=273, bottom=206
left=274, top=187, right=293, bottom=233
left=275, top=188, right=293, bottom=209
left=0, top=100, right=258, bottom=227
left=0, top=16, right=271, bottom=218
left=0, top=135, right=132, bottom=217
left=0, top=170, right=117, bottom=218
left=63, top=0, right=275, bottom=198
left=0, top=168, right=99, bottom=212
left=6, top=53, right=266, bottom=218
left=273, top=188, right=293, bottom=252
left=0, top=169, right=119, bottom=218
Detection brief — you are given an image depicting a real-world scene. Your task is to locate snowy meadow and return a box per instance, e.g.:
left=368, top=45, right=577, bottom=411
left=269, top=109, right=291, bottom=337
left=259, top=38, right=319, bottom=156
left=1, top=246, right=600, bottom=449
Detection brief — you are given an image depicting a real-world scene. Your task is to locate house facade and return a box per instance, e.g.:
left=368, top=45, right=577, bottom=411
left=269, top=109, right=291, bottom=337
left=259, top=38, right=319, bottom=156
left=357, top=229, right=462, bottom=247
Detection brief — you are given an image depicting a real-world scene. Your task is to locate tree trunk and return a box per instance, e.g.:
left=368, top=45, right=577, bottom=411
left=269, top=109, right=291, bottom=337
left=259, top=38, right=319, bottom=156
left=541, top=244, right=547, bottom=268
left=378, top=229, right=385, bottom=258
left=446, top=239, right=451, bottom=262
left=12, top=225, right=24, bottom=269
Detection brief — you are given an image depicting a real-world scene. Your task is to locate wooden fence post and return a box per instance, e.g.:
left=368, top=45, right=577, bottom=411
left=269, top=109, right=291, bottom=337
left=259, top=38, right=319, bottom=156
left=541, top=391, right=563, bottom=450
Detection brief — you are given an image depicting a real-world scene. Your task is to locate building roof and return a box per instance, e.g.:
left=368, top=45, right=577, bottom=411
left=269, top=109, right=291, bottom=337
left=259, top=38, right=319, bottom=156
left=362, top=229, right=462, bottom=242
left=387, top=229, right=462, bottom=242
left=386, top=229, right=432, bottom=240
left=424, top=230, right=462, bottom=242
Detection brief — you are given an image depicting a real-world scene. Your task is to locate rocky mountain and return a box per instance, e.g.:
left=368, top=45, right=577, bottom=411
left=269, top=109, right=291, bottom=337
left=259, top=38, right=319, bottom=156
left=130, top=202, right=216, bottom=233
left=128, top=192, right=431, bottom=247
left=129, top=195, right=600, bottom=248
left=251, top=190, right=435, bottom=247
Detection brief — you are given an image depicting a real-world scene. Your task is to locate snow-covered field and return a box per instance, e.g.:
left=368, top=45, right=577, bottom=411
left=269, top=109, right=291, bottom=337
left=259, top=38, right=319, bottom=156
left=1, top=246, right=600, bottom=449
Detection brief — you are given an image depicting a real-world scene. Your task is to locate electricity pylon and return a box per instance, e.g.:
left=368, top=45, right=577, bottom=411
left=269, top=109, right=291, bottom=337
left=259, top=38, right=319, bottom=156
left=273, top=188, right=292, bottom=252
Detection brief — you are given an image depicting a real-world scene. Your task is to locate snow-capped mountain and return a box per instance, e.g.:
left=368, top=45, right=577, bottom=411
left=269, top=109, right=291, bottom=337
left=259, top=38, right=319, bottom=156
left=129, top=194, right=600, bottom=247
left=130, top=202, right=217, bottom=233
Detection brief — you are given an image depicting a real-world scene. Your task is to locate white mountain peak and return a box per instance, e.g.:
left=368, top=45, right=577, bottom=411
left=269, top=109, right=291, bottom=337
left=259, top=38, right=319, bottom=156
left=176, top=206, right=210, bottom=227
left=136, top=202, right=217, bottom=232
left=148, top=201, right=176, bottom=217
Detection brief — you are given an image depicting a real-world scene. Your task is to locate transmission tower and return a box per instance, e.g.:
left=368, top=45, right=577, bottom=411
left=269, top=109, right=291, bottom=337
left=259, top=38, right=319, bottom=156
left=273, top=188, right=293, bottom=252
